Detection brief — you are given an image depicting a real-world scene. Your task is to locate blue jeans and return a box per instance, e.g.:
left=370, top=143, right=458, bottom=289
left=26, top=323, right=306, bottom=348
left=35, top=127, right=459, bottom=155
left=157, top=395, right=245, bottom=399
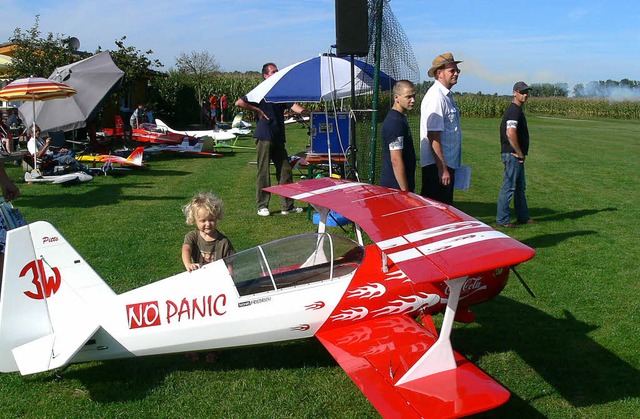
left=496, top=153, right=529, bottom=224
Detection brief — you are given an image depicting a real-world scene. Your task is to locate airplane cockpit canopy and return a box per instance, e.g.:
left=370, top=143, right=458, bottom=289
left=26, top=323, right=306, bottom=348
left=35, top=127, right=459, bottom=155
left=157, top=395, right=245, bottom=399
left=226, top=233, right=364, bottom=297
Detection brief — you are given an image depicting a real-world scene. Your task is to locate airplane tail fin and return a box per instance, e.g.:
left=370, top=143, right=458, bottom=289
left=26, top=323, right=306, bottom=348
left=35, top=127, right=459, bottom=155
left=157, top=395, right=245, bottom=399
left=155, top=118, right=167, bottom=128
left=115, top=115, right=124, bottom=136
left=0, top=222, right=116, bottom=374
left=125, top=146, right=145, bottom=166
left=231, top=112, right=243, bottom=128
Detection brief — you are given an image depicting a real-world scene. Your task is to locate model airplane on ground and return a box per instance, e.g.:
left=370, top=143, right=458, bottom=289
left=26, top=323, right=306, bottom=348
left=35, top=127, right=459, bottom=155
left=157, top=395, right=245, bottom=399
left=130, top=123, right=193, bottom=145
left=23, top=169, right=93, bottom=184
left=0, top=178, right=535, bottom=417
left=145, top=137, right=223, bottom=158
left=77, top=146, right=146, bottom=173
left=155, top=119, right=248, bottom=140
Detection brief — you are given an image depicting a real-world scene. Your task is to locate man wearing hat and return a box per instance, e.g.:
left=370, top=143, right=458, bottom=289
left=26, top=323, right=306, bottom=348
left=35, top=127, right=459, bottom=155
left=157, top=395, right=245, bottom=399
left=496, top=81, right=536, bottom=228
left=420, top=52, right=463, bottom=205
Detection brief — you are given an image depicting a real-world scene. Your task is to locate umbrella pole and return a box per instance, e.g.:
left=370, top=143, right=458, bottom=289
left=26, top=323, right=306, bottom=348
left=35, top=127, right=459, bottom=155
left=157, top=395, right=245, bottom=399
left=32, top=94, right=38, bottom=174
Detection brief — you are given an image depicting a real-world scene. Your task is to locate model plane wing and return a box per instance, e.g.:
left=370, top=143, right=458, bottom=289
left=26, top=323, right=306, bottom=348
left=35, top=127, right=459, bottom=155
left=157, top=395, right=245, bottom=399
left=266, top=178, right=535, bottom=283
left=316, top=315, right=509, bottom=418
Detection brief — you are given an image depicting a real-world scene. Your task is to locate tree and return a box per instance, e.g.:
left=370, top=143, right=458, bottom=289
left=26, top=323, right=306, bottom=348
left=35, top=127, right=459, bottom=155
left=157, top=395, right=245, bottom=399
left=175, top=51, right=220, bottom=109
left=8, top=15, right=80, bottom=79
left=96, top=36, right=163, bottom=94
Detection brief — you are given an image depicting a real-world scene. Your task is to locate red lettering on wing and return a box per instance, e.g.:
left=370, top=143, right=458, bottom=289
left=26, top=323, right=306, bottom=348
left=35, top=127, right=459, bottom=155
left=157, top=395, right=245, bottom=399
left=165, top=294, right=227, bottom=324
left=20, top=259, right=61, bottom=300
left=127, top=301, right=161, bottom=329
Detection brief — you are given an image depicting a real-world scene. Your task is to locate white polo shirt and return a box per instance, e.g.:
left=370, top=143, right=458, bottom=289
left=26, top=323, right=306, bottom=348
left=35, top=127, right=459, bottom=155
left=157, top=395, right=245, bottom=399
left=419, top=80, right=462, bottom=168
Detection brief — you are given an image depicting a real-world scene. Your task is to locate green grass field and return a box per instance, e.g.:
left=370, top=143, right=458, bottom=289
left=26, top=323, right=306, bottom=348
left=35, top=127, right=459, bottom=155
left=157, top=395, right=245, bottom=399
left=0, top=115, right=638, bottom=418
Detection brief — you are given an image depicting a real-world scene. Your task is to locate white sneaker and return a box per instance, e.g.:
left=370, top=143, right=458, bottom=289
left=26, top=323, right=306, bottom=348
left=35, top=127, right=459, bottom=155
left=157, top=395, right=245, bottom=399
left=281, top=207, right=304, bottom=215
left=257, top=208, right=270, bottom=217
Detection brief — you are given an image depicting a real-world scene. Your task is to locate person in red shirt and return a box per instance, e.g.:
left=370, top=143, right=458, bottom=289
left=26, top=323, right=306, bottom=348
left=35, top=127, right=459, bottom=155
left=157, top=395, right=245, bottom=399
left=220, top=93, right=228, bottom=123
left=209, top=93, right=218, bottom=127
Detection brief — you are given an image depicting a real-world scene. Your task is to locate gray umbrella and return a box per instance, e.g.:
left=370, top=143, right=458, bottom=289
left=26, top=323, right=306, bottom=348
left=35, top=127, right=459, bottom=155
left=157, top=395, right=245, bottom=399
left=18, top=51, right=124, bottom=132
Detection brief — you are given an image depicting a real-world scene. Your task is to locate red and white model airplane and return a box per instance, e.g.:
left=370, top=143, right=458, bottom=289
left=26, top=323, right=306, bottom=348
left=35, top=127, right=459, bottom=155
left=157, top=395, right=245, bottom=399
left=0, top=178, right=534, bottom=418
left=76, top=146, right=146, bottom=172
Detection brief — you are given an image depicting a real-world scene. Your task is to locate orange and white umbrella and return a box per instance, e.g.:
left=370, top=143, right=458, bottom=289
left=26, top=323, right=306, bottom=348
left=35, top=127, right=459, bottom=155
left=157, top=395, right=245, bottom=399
left=0, top=77, right=76, bottom=172
left=0, top=76, right=76, bottom=102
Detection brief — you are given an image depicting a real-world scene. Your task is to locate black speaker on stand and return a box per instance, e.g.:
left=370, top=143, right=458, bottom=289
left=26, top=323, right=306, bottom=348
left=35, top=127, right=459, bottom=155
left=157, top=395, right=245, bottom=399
left=335, top=0, right=369, bottom=179
left=335, top=0, right=369, bottom=56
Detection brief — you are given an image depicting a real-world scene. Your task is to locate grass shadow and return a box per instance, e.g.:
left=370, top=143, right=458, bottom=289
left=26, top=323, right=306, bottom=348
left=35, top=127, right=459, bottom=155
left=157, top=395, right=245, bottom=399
left=59, top=339, right=336, bottom=403
left=456, top=201, right=618, bottom=224
left=458, top=297, right=640, bottom=410
left=16, top=182, right=183, bottom=209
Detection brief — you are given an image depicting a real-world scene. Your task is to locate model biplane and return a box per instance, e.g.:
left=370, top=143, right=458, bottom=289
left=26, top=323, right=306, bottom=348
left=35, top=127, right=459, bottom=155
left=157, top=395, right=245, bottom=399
left=0, top=178, right=535, bottom=418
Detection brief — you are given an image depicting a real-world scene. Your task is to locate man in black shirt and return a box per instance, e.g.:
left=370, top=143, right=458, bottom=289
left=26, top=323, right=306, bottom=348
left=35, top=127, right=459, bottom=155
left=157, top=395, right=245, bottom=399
left=496, top=81, right=536, bottom=228
left=380, top=80, right=416, bottom=192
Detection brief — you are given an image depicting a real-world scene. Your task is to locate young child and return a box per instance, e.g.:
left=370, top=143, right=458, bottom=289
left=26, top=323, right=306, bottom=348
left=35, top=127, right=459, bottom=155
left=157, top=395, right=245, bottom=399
left=181, top=193, right=234, bottom=364
left=181, top=192, right=235, bottom=272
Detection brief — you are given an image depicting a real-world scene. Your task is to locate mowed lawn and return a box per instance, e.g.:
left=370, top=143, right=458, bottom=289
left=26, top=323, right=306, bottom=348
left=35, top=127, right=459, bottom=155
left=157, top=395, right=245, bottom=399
left=0, top=115, right=638, bottom=418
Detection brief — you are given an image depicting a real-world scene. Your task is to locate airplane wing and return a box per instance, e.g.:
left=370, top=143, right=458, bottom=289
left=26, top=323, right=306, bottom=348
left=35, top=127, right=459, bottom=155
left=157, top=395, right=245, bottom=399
left=265, top=178, right=535, bottom=283
left=316, top=315, right=509, bottom=418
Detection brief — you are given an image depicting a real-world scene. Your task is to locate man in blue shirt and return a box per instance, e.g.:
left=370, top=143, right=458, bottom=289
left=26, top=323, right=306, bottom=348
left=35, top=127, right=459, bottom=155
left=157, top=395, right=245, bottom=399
left=381, top=80, right=416, bottom=192
left=235, top=63, right=307, bottom=216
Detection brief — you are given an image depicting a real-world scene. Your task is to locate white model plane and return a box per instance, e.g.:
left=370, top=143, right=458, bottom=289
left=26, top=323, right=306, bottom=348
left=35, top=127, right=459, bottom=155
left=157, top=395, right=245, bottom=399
left=155, top=118, right=249, bottom=140
left=0, top=178, right=535, bottom=417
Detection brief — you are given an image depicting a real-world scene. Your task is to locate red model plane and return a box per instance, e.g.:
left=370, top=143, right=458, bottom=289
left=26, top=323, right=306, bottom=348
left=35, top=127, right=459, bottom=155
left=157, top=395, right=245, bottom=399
left=131, top=123, right=193, bottom=145
left=0, top=178, right=534, bottom=418
left=76, top=146, right=146, bottom=172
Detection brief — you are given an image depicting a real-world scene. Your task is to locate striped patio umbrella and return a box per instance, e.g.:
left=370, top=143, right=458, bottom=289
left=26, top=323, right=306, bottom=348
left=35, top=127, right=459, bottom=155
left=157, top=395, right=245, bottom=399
left=0, top=76, right=76, bottom=102
left=0, top=77, right=76, bottom=172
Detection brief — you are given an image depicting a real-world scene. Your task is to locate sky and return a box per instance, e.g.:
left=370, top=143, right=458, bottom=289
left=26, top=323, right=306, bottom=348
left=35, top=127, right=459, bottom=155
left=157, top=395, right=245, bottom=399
left=2, top=0, right=639, bottom=95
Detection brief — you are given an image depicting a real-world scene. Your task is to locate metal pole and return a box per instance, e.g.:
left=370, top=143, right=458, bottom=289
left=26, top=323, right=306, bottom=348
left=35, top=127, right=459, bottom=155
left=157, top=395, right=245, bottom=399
left=368, top=0, right=383, bottom=184
left=349, top=54, right=357, bottom=180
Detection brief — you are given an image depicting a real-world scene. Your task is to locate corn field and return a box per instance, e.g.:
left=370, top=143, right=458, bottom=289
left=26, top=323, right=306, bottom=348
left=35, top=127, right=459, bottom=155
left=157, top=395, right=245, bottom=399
left=454, top=94, right=640, bottom=119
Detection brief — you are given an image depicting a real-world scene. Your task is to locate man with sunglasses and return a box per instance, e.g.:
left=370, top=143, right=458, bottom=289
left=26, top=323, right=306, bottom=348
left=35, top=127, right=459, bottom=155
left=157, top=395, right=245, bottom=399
left=496, top=81, right=536, bottom=228
left=420, top=52, right=463, bottom=205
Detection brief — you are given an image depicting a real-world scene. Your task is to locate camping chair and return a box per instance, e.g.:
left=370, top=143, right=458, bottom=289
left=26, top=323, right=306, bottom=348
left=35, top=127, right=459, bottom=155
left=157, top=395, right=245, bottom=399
left=22, top=130, right=74, bottom=175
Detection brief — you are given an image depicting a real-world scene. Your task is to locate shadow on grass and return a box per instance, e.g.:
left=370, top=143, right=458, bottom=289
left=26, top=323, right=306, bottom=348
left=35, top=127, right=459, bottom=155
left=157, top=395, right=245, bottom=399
left=60, top=339, right=335, bottom=403
left=456, top=201, right=617, bottom=223
left=459, top=296, right=640, bottom=412
left=16, top=182, right=186, bottom=209
left=521, top=230, right=598, bottom=249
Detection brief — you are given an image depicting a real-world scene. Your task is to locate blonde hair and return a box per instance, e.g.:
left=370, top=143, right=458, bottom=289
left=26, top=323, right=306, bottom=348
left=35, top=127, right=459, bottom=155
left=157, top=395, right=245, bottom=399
left=182, top=192, right=224, bottom=225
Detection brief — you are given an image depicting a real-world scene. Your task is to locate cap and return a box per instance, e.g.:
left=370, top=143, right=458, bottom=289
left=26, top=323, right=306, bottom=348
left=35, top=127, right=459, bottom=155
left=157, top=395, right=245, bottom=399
left=513, top=81, right=531, bottom=92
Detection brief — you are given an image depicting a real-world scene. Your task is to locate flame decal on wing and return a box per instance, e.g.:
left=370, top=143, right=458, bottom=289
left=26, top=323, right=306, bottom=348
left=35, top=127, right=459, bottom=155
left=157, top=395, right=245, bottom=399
left=291, top=324, right=310, bottom=331
left=371, top=293, right=442, bottom=317
left=384, top=269, right=408, bottom=281
left=347, top=283, right=386, bottom=300
left=334, top=326, right=373, bottom=345
left=330, top=307, right=369, bottom=322
left=305, top=301, right=325, bottom=310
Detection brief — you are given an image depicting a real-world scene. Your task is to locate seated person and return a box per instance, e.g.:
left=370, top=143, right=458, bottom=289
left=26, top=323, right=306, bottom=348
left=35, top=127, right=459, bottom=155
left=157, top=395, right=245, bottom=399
left=6, top=110, right=20, bottom=128
left=26, top=126, right=91, bottom=175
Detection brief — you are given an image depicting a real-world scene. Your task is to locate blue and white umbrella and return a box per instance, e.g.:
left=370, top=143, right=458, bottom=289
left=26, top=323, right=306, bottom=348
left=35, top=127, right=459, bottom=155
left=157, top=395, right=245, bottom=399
left=245, top=55, right=395, bottom=103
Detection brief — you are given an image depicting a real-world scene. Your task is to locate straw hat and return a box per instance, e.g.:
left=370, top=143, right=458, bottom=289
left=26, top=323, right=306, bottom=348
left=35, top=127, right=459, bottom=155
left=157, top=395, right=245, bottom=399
left=428, top=53, right=462, bottom=78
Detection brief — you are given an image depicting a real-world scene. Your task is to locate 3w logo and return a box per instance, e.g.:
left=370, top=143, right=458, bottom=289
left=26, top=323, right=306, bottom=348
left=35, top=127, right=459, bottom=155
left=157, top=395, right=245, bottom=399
left=20, top=259, right=62, bottom=299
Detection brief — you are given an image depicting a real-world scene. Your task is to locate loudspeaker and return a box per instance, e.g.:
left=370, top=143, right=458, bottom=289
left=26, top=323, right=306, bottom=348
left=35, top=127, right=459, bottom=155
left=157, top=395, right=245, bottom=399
left=335, top=0, right=369, bottom=56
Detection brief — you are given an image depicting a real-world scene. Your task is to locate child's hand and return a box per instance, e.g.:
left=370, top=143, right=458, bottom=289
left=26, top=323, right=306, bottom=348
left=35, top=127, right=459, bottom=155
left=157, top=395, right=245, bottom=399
left=187, top=263, right=201, bottom=272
